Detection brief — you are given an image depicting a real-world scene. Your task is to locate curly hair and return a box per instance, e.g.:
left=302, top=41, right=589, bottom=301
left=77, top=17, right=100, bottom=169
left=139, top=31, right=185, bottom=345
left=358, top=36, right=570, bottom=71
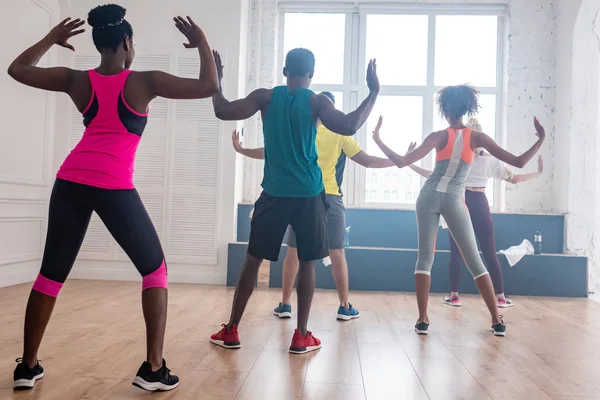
left=436, top=84, right=480, bottom=121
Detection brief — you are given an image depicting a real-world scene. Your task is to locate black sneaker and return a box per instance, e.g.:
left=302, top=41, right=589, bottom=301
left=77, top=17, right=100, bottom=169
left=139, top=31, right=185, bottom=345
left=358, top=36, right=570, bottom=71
left=132, top=359, right=179, bottom=392
left=13, top=358, right=44, bottom=390
left=491, top=316, right=506, bottom=337
left=414, top=321, right=430, bottom=335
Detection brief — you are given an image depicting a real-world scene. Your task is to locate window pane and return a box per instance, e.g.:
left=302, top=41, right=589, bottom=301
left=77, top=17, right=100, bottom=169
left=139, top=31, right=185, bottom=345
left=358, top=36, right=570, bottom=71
left=327, top=91, right=343, bottom=111
left=365, top=96, right=423, bottom=204
left=366, top=15, right=429, bottom=86
left=283, top=13, right=346, bottom=85
left=434, top=15, right=498, bottom=87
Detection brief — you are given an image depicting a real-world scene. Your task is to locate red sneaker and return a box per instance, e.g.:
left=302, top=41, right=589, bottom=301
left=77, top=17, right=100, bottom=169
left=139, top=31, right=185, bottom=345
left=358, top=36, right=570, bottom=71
left=210, top=324, right=241, bottom=349
left=289, top=329, right=321, bottom=354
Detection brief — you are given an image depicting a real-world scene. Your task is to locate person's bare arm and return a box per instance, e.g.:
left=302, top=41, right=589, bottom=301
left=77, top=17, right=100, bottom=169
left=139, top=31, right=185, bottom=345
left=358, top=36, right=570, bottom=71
left=318, top=59, right=380, bottom=136
left=371, top=116, right=439, bottom=168
left=506, top=155, right=543, bottom=184
left=212, top=51, right=269, bottom=120
left=350, top=151, right=395, bottom=168
left=231, top=130, right=265, bottom=159
left=144, top=17, right=218, bottom=99
left=409, top=164, right=432, bottom=178
left=7, top=18, right=85, bottom=92
left=473, top=117, right=545, bottom=169
left=404, top=142, right=432, bottom=178
left=213, top=88, right=270, bottom=121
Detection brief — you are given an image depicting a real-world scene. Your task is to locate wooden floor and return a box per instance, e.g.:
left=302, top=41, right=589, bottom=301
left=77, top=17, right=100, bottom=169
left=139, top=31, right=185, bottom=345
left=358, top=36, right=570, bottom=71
left=2, top=281, right=600, bottom=400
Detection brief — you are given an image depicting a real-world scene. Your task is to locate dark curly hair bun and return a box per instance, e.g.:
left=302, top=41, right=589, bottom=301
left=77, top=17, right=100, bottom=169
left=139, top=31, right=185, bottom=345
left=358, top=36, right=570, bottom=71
left=88, top=4, right=126, bottom=29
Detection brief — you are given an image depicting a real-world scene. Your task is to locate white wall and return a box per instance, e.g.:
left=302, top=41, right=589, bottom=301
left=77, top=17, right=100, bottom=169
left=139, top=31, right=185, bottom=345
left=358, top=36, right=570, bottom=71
left=48, top=0, right=249, bottom=285
left=554, top=0, right=600, bottom=293
left=554, top=0, right=582, bottom=214
left=242, top=0, right=558, bottom=213
left=0, top=0, right=60, bottom=287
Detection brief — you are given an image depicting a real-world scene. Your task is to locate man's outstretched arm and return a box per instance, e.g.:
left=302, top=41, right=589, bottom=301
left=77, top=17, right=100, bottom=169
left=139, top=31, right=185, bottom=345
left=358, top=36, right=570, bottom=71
left=212, top=50, right=270, bottom=120
left=318, top=59, right=380, bottom=136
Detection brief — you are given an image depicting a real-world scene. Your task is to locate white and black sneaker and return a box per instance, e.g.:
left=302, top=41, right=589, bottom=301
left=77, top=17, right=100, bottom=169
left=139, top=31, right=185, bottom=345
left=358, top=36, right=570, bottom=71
left=414, top=321, right=430, bottom=335
left=491, top=316, right=506, bottom=337
left=13, top=358, right=44, bottom=390
left=497, top=297, right=514, bottom=308
left=132, top=359, right=179, bottom=392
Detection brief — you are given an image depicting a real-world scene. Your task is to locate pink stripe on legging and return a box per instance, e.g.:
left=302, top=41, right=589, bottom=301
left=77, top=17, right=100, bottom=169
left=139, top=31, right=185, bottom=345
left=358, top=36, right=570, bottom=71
left=142, top=260, right=168, bottom=290
left=32, top=274, right=63, bottom=298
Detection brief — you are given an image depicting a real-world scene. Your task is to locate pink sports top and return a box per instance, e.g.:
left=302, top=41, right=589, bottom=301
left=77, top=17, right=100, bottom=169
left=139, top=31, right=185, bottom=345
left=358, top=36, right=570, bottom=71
left=56, top=69, right=148, bottom=189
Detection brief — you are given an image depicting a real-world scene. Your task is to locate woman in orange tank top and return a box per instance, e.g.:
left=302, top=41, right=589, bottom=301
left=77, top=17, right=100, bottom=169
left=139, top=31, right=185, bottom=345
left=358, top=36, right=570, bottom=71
left=371, top=85, right=545, bottom=336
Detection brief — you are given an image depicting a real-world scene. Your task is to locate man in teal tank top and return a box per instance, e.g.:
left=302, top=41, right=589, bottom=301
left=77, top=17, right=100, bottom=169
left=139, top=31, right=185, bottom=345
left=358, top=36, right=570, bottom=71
left=261, top=85, right=323, bottom=197
left=209, top=48, right=380, bottom=354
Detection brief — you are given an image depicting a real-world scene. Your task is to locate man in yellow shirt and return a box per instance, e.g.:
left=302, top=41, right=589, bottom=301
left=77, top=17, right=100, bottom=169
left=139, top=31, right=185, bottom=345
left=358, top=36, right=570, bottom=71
left=233, top=92, right=394, bottom=320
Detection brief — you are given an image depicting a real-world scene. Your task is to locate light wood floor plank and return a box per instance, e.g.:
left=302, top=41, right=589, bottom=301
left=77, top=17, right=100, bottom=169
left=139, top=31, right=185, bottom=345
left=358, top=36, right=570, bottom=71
left=2, top=281, right=600, bottom=399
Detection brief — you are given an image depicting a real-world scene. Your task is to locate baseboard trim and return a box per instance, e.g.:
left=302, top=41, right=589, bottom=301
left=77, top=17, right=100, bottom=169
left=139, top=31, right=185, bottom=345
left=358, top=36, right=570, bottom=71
left=69, top=261, right=226, bottom=285
left=0, top=260, right=39, bottom=288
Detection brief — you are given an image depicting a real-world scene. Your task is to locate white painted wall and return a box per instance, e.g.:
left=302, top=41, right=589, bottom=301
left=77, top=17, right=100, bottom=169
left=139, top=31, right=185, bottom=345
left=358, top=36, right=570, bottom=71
left=0, top=0, right=60, bottom=287
left=554, top=0, right=600, bottom=293
left=242, top=0, right=558, bottom=213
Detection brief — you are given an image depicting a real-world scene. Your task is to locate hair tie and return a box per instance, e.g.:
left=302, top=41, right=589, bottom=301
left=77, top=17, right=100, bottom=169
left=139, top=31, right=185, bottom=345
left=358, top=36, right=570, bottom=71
left=97, top=19, right=124, bottom=29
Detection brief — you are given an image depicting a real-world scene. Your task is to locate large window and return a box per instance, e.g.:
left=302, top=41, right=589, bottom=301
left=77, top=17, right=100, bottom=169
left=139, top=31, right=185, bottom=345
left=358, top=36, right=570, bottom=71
left=282, top=13, right=346, bottom=85
left=279, top=4, right=506, bottom=209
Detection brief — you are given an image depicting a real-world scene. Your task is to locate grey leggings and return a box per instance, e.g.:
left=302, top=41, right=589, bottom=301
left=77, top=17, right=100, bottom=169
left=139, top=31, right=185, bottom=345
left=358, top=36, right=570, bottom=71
left=415, top=191, right=489, bottom=279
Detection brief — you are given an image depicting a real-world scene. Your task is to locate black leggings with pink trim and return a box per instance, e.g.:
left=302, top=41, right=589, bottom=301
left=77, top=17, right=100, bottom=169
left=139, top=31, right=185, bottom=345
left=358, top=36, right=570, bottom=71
left=34, top=178, right=167, bottom=297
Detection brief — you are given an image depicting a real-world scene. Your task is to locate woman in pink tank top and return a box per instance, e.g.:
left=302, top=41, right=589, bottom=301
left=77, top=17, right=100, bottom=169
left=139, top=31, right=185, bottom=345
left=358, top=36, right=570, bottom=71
left=7, top=4, right=218, bottom=392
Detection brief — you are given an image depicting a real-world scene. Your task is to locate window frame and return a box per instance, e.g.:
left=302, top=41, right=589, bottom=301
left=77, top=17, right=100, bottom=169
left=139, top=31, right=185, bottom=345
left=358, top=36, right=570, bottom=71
left=277, top=2, right=507, bottom=210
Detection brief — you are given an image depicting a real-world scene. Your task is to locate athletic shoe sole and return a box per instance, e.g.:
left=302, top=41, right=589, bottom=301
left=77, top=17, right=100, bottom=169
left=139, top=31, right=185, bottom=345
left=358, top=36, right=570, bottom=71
left=274, top=311, right=292, bottom=319
left=336, top=313, right=360, bottom=321
left=132, top=376, right=179, bottom=392
left=13, top=372, right=44, bottom=390
left=210, top=338, right=241, bottom=349
left=289, top=344, right=322, bottom=354
left=497, top=303, right=514, bottom=308
left=442, top=300, right=461, bottom=307
left=491, top=328, right=506, bottom=337
left=414, top=328, right=429, bottom=335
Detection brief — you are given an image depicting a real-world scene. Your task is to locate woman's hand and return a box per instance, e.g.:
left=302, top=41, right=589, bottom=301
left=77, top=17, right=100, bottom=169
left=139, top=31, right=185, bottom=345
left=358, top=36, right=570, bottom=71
left=173, top=16, right=207, bottom=49
left=47, top=18, right=85, bottom=51
left=232, top=130, right=243, bottom=154
left=406, top=142, right=417, bottom=155
left=213, top=50, right=224, bottom=83
left=534, top=117, right=545, bottom=141
left=537, top=154, right=544, bottom=173
left=372, top=115, right=383, bottom=143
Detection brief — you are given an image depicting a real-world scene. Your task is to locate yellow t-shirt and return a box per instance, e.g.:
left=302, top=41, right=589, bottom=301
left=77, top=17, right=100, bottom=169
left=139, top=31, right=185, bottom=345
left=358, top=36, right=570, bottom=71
left=316, top=125, right=363, bottom=196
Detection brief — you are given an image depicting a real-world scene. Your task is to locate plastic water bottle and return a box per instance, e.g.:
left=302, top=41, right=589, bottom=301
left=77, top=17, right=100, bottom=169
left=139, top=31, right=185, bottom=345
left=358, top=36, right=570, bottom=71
left=534, top=231, right=542, bottom=255
left=345, top=226, right=351, bottom=247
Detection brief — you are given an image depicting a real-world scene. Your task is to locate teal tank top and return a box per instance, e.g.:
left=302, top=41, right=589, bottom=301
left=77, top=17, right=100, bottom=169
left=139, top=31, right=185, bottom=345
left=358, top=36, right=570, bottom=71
left=261, top=86, right=324, bottom=198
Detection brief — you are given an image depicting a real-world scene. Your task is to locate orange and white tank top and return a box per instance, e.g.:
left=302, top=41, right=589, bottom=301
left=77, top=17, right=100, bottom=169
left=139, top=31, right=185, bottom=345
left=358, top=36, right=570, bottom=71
left=421, top=128, right=474, bottom=198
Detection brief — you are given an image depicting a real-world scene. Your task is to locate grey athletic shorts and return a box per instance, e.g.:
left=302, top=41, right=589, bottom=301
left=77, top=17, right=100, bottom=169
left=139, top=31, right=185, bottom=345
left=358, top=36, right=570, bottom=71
left=287, top=194, right=345, bottom=250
